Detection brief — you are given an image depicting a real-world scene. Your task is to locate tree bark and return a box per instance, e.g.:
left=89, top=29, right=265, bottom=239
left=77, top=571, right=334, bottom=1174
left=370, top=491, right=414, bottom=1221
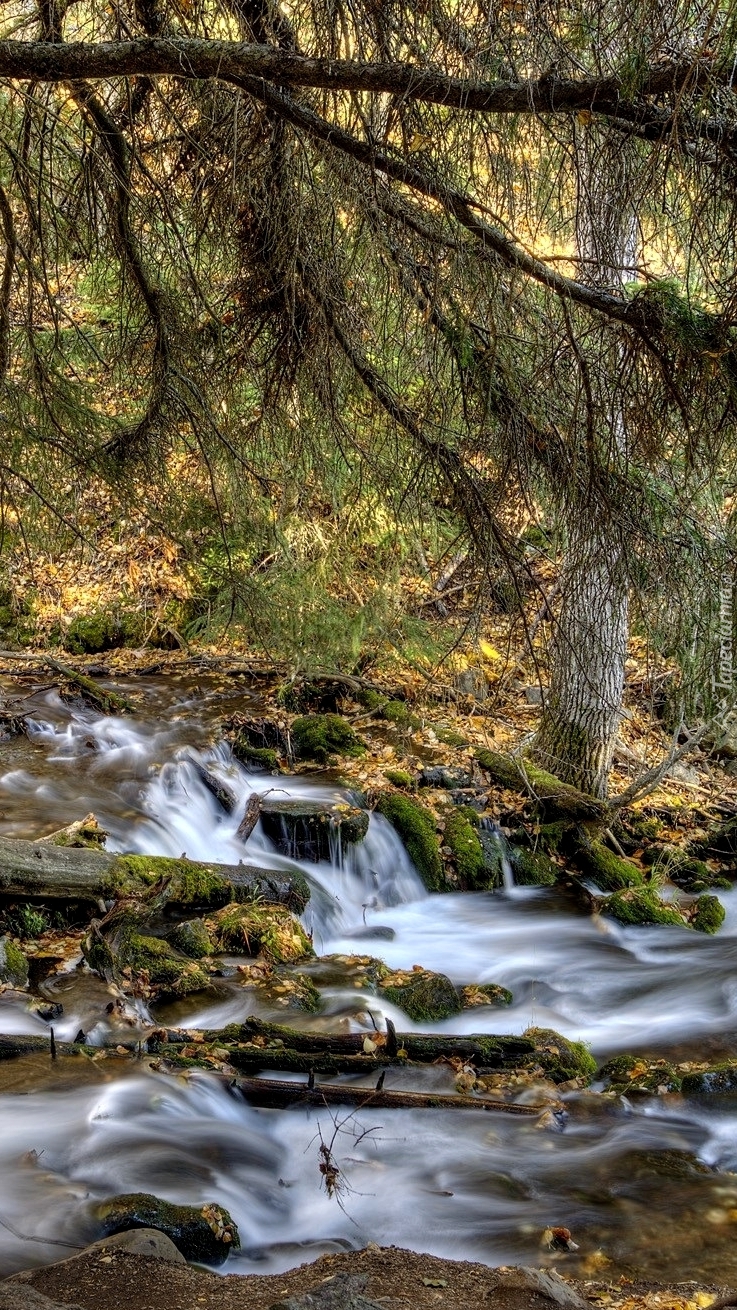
left=533, top=526, right=629, bottom=798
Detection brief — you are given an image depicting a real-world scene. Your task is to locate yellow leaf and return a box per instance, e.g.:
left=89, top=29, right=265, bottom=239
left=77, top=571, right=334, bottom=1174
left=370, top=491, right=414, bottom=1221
left=479, top=640, right=501, bottom=661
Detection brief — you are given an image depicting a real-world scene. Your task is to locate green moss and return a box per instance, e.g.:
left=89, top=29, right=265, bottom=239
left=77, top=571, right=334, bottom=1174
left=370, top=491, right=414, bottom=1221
left=574, top=841, right=644, bottom=891
left=381, top=700, right=411, bottom=724
left=63, top=611, right=121, bottom=654
left=208, top=903, right=313, bottom=963
left=291, top=714, right=365, bottom=763
left=443, top=808, right=486, bottom=889
left=378, top=968, right=461, bottom=1022
left=108, top=855, right=234, bottom=908
left=681, top=1063, right=737, bottom=1095
left=475, top=750, right=605, bottom=821
left=604, top=886, right=686, bottom=928
left=691, top=894, right=725, bottom=935
left=383, top=768, right=415, bottom=789
left=460, top=983, right=513, bottom=1007
left=94, top=1192, right=239, bottom=1266
left=511, top=846, right=558, bottom=886
left=525, top=1027, right=597, bottom=1084
left=0, top=937, right=29, bottom=987
left=597, top=1053, right=682, bottom=1094
left=357, top=689, right=386, bottom=712
left=237, top=745, right=280, bottom=772
left=434, top=727, right=469, bottom=747
left=124, top=933, right=210, bottom=997
left=376, top=793, right=445, bottom=891
left=167, top=918, right=213, bottom=959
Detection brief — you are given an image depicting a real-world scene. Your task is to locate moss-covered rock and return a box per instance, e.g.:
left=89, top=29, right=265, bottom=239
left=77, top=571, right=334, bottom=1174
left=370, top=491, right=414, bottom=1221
left=261, top=970, right=322, bottom=1012
left=573, top=841, right=643, bottom=891
left=291, top=714, right=365, bottom=763
left=93, top=1192, right=239, bottom=1265
left=525, top=1027, right=597, bottom=1084
left=166, top=918, right=213, bottom=960
left=681, top=1063, right=737, bottom=1096
left=510, top=846, right=558, bottom=886
left=122, top=933, right=210, bottom=998
left=460, top=983, right=513, bottom=1007
left=443, top=808, right=486, bottom=888
left=604, top=886, right=686, bottom=928
left=0, top=936, right=28, bottom=987
left=260, top=798, right=368, bottom=862
left=207, top=903, right=313, bottom=963
left=381, top=700, right=420, bottom=727
left=63, top=611, right=121, bottom=655
left=379, top=967, right=461, bottom=1022
left=383, top=768, right=415, bottom=789
left=691, top=893, right=725, bottom=935
left=596, top=1054, right=682, bottom=1095
left=375, top=793, right=445, bottom=891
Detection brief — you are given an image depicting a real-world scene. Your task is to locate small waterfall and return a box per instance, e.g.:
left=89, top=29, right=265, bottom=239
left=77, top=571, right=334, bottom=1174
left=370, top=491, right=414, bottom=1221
left=480, top=818, right=515, bottom=891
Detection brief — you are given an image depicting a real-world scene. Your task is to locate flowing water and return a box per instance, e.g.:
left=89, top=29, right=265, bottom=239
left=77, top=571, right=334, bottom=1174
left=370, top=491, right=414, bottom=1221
left=1, top=675, right=737, bottom=1281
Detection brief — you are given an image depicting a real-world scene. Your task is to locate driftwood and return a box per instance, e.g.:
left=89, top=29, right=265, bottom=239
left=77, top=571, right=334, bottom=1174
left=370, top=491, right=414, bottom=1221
left=228, top=1074, right=544, bottom=1114
left=0, top=833, right=309, bottom=909
left=236, top=793, right=262, bottom=841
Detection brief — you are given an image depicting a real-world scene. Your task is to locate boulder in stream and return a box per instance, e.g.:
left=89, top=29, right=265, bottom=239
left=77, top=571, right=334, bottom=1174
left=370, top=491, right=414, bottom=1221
left=166, top=918, right=214, bottom=960
left=92, top=1192, right=239, bottom=1265
left=259, top=799, right=369, bottom=863
left=206, top=902, right=313, bottom=963
left=375, top=794, right=446, bottom=892
left=378, top=967, right=461, bottom=1022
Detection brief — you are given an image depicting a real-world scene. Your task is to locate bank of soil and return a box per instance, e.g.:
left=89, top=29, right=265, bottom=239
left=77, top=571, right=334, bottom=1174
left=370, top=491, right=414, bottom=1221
left=5, top=1245, right=732, bottom=1310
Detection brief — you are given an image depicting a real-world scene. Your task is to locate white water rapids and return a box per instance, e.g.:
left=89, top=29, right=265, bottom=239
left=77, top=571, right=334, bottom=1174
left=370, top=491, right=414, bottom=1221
left=1, top=681, right=737, bottom=1281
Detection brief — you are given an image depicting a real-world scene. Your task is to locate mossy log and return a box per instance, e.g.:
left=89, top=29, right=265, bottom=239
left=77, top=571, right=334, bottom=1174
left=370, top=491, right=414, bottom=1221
left=475, top=749, right=606, bottom=823
left=154, top=1017, right=536, bottom=1068
left=0, top=834, right=309, bottom=910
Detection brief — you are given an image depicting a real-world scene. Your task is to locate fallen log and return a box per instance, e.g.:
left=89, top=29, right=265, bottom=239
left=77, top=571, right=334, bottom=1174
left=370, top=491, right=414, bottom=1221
left=0, top=650, right=132, bottom=715
left=229, top=1073, right=544, bottom=1114
left=158, top=1017, right=535, bottom=1067
left=0, top=835, right=310, bottom=910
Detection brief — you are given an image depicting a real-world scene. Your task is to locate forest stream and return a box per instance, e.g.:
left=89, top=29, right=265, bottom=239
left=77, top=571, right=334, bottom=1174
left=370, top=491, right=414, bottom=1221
left=2, top=675, right=737, bottom=1285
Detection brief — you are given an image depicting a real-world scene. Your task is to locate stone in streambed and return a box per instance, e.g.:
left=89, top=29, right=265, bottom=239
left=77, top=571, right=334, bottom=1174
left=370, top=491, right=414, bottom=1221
left=166, top=918, right=213, bottom=960
left=260, top=799, right=368, bottom=863
left=92, top=1193, right=239, bottom=1265
left=378, top=967, right=461, bottom=1022
left=84, top=1227, right=186, bottom=1262
left=596, top=1053, right=682, bottom=1095
left=271, top=1271, right=383, bottom=1310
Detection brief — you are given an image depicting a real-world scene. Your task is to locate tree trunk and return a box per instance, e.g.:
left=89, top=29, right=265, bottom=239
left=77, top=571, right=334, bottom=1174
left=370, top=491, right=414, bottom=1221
left=533, top=523, right=629, bottom=797
left=533, top=126, right=636, bottom=799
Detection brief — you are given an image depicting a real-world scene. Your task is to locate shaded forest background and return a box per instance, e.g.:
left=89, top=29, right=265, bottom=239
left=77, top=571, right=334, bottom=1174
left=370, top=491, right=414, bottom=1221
left=0, top=0, right=736, bottom=795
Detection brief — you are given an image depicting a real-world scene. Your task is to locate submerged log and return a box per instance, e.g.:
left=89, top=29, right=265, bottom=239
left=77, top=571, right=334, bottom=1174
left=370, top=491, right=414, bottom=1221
left=0, top=834, right=310, bottom=910
left=229, top=1074, right=544, bottom=1114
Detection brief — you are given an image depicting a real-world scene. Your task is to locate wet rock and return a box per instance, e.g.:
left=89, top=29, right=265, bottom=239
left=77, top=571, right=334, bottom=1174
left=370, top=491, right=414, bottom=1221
left=502, top=1267, right=590, bottom=1309
left=524, top=1028, right=597, bottom=1084
left=291, top=715, right=365, bottom=764
left=418, top=766, right=473, bottom=790
left=85, top=1227, right=186, bottom=1262
left=691, top=893, right=725, bottom=934
left=166, top=918, right=213, bottom=960
left=596, top=1053, right=682, bottom=1095
left=510, top=846, right=558, bottom=886
left=84, top=916, right=211, bottom=1000
left=0, top=937, right=28, bottom=988
left=346, top=925, right=396, bottom=941
left=270, top=1272, right=383, bottom=1310
left=603, top=886, right=687, bottom=928
left=228, top=716, right=287, bottom=772
left=260, top=799, right=368, bottom=863
left=207, top=902, right=313, bottom=963
left=378, top=967, right=461, bottom=1022
left=442, top=809, right=485, bottom=889
left=460, top=983, right=513, bottom=1007
left=0, top=1288, right=83, bottom=1310
left=92, top=1192, right=239, bottom=1265
left=375, top=794, right=446, bottom=892
left=681, top=1062, right=737, bottom=1095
